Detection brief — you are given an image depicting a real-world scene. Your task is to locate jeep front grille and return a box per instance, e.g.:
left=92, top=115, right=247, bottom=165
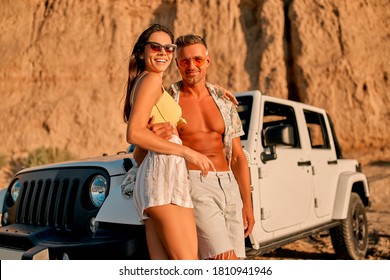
left=16, top=177, right=80, bottom=231
left=9, top=167, right=110, bottom=233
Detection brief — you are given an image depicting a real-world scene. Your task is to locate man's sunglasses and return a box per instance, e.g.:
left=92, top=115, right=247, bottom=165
left=177, top=56, right=207, bottom=68
left=145, top=42, right=177, bottom=54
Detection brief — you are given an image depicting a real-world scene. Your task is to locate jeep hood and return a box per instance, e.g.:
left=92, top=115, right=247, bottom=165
left=15, top=153, right=134, bottom=177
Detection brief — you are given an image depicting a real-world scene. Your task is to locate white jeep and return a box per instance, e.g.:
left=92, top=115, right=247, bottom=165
left=0, top=90, right=369, bottom=260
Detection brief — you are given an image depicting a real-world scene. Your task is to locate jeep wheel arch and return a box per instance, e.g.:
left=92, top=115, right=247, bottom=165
left=330, top=192, right=368, bottom=259
left=0, top=189, right=6, bottom=214
left=332, top=172, right=369, bottom=219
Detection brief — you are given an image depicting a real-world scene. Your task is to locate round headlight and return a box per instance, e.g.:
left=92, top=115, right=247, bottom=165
left=89, top=175, right=107, bottom=207
left=10, top=180, right=21, bottom=202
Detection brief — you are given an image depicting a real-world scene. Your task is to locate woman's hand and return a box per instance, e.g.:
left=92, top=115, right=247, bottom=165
left=183, top=147, right=216, bottom=176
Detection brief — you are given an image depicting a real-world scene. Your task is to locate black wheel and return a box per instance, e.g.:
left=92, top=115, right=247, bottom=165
left=330, top=192, right=368, bottom=259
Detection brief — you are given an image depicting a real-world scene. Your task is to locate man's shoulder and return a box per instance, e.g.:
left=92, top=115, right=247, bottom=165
left=206, top=83, right=236, bottom=110
left=168, top=81, right=182, bottom=99
left=206, top=82, right=224, bottom=97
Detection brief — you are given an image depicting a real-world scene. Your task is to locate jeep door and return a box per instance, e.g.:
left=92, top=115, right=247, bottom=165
left=258, top=99, right=313, bottom=232
left=303, top=108, right=339, bottom=218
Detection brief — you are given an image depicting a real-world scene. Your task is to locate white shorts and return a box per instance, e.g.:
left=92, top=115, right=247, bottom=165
left=134, top=135, right=193, bottom=221
left=188, top=170, right=245, bottom=259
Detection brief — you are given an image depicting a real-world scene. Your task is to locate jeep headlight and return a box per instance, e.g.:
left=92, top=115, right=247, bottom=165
left=10, top=180, right=21, bottom=202
left=89, top=175, right=107, bottom=207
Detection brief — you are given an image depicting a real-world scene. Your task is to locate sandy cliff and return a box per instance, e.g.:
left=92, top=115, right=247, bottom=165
left=0, top=0, right=389, bottom=163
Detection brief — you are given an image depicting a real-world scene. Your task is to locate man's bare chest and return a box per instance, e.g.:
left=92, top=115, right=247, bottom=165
left=178, top=95, right=225, bottom=135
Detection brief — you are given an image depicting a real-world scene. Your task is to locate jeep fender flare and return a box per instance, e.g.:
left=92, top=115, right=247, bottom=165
left=332, top=172, right=369, bottom=220
left=0, top=188, right=6, bottom=215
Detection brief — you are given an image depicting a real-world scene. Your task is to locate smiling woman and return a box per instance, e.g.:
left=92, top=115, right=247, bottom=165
left=121, top=24, right=215, bottom=260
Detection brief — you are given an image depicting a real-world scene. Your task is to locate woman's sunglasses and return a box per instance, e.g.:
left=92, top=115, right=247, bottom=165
left=177, top=56, right=207, bottom=68
left=145, top=42, right=177, bottom=54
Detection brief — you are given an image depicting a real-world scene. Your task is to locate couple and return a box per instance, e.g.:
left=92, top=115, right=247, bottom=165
left=123, top=24, right=254, bottom=260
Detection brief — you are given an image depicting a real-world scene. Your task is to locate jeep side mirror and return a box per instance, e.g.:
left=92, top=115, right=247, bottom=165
left=261, top=125, right=295, bottom=163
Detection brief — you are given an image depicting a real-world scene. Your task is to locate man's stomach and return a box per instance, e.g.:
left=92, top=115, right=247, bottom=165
left=180, top=132, right=229, bottom=171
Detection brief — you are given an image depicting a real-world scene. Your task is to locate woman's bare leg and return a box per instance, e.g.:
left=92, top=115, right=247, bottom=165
left=144, top=219, right=169, bottom=260
left=145, top=204, right=198, bottom=260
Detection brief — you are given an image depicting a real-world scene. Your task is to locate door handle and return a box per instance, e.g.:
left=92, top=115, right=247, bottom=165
left=297, top=160, right=311, bottom=166
left=327, top=160, right=338, bottom=165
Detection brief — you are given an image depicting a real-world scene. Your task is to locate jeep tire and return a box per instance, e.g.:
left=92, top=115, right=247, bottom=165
left=330, top=192, right=368, bottom=259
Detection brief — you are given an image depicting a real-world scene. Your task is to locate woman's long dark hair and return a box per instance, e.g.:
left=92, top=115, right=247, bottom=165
left=123, top=24, right=174, bottom=122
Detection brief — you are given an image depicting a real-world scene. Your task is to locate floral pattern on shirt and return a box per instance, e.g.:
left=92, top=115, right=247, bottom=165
left=169, top=81, right=244, bottom=166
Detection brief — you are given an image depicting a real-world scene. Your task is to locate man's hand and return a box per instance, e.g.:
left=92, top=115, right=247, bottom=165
left=242, top=205, right=255, bottom=237
left=133, top=116, right=176, bottom=166
left=146, top=116, right=176, bottom=140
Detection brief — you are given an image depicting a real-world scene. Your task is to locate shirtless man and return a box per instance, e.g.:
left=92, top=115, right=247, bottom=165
left=134, top=34, right=254, bottom=259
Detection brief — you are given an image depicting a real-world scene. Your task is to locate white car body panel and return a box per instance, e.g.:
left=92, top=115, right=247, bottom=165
left=96, top=176, right=142, bottom=225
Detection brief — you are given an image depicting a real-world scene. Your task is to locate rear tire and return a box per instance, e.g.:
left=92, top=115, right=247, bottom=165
left=330, top=192, right=368, bottom=259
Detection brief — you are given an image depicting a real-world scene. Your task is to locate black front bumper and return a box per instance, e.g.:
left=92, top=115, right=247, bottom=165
left=0, top=223, right=148, bottom=260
